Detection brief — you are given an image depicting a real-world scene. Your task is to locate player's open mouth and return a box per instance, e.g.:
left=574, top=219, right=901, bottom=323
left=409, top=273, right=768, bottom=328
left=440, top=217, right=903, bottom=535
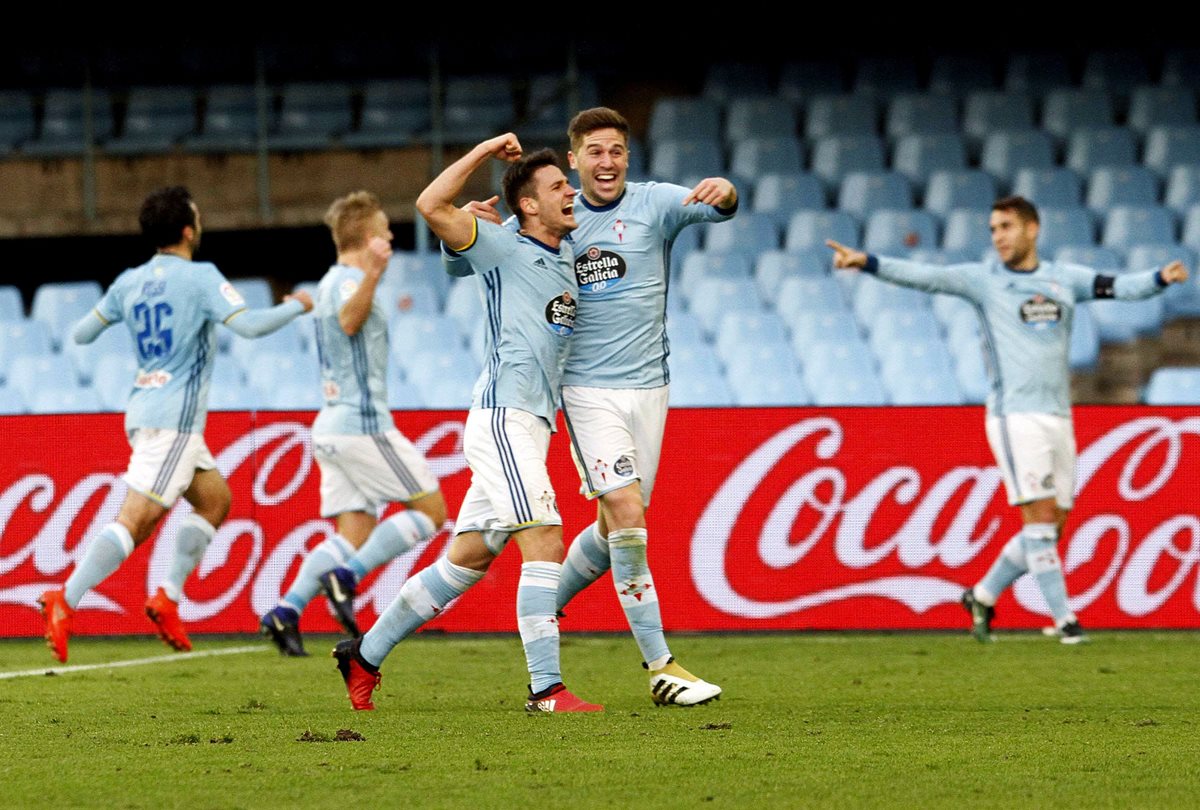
left=562, top=202, right=575, bottom=214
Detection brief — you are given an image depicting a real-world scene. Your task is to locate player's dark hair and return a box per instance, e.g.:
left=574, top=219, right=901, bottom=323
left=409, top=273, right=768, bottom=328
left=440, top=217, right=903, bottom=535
left=568, top=107, right=630, bottom=151
left=502, top=148, right=563, bottom=225
left=992, top=195, right=1040, bottom=224
left=139, top=186, right=197, bottom=248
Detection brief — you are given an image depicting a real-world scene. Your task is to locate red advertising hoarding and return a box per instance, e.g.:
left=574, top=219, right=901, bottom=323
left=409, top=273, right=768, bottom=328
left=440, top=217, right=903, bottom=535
left=1, top=406, right=1197, bottom=638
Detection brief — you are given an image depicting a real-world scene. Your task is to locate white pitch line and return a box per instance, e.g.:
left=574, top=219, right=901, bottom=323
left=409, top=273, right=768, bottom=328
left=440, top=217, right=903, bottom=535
left=0, top=644, right=264, bottom=680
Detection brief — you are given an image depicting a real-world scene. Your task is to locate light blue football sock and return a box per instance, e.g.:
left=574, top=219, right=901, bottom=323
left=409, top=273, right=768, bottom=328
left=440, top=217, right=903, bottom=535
left=161, top=514, right=216, bottom=602
left=974, top=532, right=1028, bottom=606
left=518, top=561, right=563, bottom=693
left=608, top=528, right=671, bottom=666
left=359, top=556, right=483, bottom=668
left=280, top=534, right=355, bottom=614
left=556, top=523, right=610, bottom=611
left=64, top=523, right=134, bottom=609
left=346, top=511, right=436, bottom=582
left=1023, top=523, right=1077, bottom=627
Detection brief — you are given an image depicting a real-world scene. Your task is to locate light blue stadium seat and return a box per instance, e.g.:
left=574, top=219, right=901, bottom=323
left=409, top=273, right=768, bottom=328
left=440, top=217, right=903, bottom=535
left=247, top=350, right=319, bottom=399
left=63, top=325, right=132, bottom=385
left=106, top=87, right=196, bottom=155
left=962, top=92, right=1035, bottom=142
left=1088, top=294, right=1165, bottom=342
left=811, top=135, right=885, bottom=188
left=444, top=278, right=484, bottom=339
left=891, top=135, right=967, bottom=191
left=1101, top=206, right=1176, bottom=249
left=778, top=62, right=845, bottom=100
left=885, top=94, right=958, bottom=139
left=1004, top=53, right=1072, bottom=98
left=785, top=209, right=859, bottom=251
left=667, top=366, right=734, bottom=407
left=722, top=341, right=800, bottom=386
left=1038, top=207, right=1097, bottom=254
left=950, top=343, right=991, bottom=403
left=404, top=347, right=480, bottom=392
left=729, top=137, right=803, bottom=180
left=22, top=89, right=114, bottom=157
left=1087, top=166, right=1161, bottom=214
left=1041, top=90, right=1115, bottom=140
left=648, top=97, right=721, bottom=143
left=668, top=225, right=703, bottom=277
left=650, top=139, right=724, bottom=182
left=443, top=76, right=515, bottom=143
left=1126, top=244, right=1200, bottom=317
left=679, top=251, right=754, bottom=303
left=838, top=171, right=913, bottom=220
left=1128, top=86, right=1197, bottom=135
left=1144, top=367, right=1200, bottom=404
left=259, top=381, right=323, bottom=411
left=703, top=64, right=773, bottom=102
left=1183, top=206, right=1200, bottom=252
left=884, top=367, right=966, bottom=405
left=790, top=311, right=861, bottom=356
left=932, top=293, right=977, bottom=331
left=1082, top=51, right=1150, bottom=100
left=928, top=55, right=996, bottom=96
left=776, top=276, right=848, bottom=316
left=0, top=320, right=54, bottom=383
left=854, top=56, right=921, bottom=97
left=725, top=98, right=797, bottom=142
left=704, top=212, right=780, bottom=256
left=714, top=312, right=790, bottom=365
left=866, top=309, right=944, bottom=348
left=1145, top=126, right=1200, bottom=177
left=852, top=274, right=931, bottom=326
left=1011, top=167, right=1083, bottom=208
left=0, top=385, right=26, bottom=414
left=31, top=281, right=103, bottom=345
left=229, top=321, right=305, bottom=368
left=805, top=95, right=877, bottom=140
left=416, top=376, right=475, bottom=410
left=386, top=250, right=452, bottom=304
left=92, top=353, right=137, bottom=410
left=943, top=307, right=983, bottom=362
left=863, top=209, right=939, bottom=255
left=942, top=209, right=992, bottom=254
left=1055, top=246, right=1123, bottom=271
left=229, top=277, right=272, bottom=309
left=752, top=173, right=826, bottom=228
left=666, top=311, right=705, bottom=347
left=1070, top=303, right=1100, bottom=370
left=343, top=80, right=429, bottom=149
left=377, top=284, right=441, bottom=319
left=729, top=369, right=811, bottom=406
left=1066, top=127, right=1138, bottom=174
left=754, top=249, right=829, bottom=299
left=1165, top=165, right=1200, bottom=215
left=981, top=130, right=1056, bottom=186
left=389, top=314, right=463, bottom=359
left=0, top=285, right=23, bottom=321
left=208, top=381, right=263, bottom=411
left=688, top=278, right=762, bottom=337
left=387, top=379, right=425, bottom=410
left=30, top=387, right=104, bottom=414
left=7, top=354, right=80, bottom=402
left=924, top=170, right=997, bottom=216
left=803, top=338, right=887, bottom=405
left=185, top=85, right=261, bottom=152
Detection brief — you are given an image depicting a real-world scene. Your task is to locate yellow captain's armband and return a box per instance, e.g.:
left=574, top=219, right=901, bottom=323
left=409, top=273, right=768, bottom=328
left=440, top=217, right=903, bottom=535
left=452, top=218, right=479, bottom=253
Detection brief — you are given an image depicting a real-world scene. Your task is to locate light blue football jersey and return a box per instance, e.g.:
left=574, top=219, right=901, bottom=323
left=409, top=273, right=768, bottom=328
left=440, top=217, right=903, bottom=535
left=457, top=218, right=578, bottom=424
left=871, top=256, right=1166, bottom=416
left=311, top=264, right=393, bottom=436
left=93, top=254, right=248, bottom=433
left=563, top=181, right=736, bottom=388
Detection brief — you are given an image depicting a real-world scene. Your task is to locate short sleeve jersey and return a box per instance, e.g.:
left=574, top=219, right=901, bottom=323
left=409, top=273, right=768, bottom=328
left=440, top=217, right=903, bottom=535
left=93, top=254, right=247, bottom=433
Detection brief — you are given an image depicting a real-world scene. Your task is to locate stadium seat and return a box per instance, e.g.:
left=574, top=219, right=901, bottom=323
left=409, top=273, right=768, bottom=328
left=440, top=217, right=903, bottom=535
left=378, top=284, right=441, bottom=319
left=1087, top=166, right=1161, bottom=213
left=260, top=381, right=324, bottom=410
left=778, top=61, right=845, bottom=100
left=185, top=85, right=260, bottom=152
left=1004, top=52, right=1073, bottom=98
left=962, top=91, right=1036, bottom=142
left=1089, top=295, right=1165, bottom=342
left=752, top=173, right=826, bottom=227
left=63, top=324, right=132, bottom=385
left=928, top=55, right=996, bottom=96
left=891, top=134, right=968, bottom=191
left=31, top=281, right=103, bottom=346
left=421, top=376, right=480, bottom=409
left=723, top=341, right=801, bottom=386
left=649, top=139, right=724, bottom=182
left=1065, top=127, right=1138, bottom=174
left=1011, top=167, right=1083, bottom=208
left=863, top=209, right=939, bottom=255
left=443, top=76, right=515, bottom=143
left=241, top=351, right=318, bottom=400
left=387, top=379, right=425, bottom=410
left=1127, top=86, right=1197, bottom=134
left=803, top=339, right=887, bottom=405
left=981, top=130, right=1056, bottom=186
left=648, top=97, right=722, bottom=143
left=0, top=385, right=26, bottom=414
left=1163, top=49, right=1200, bottom=87
left=0, top=286, right=23, bottom=322
left=1054, top=246, right=1123, bottom=271
left=343, top=80, right=429, bottom=148
left=1101, top=206, right=1176, bottom=249
left=714, top=312, right=790, bottom=365
left=520, top=73, right=601, bottom=141
left=1144, top=367, right=1200, bottom=404
left=1038, top=207, right=1096, bottom=254
left=950, top=343, right=991, bottom=403
left=729, top=368, right=811, bottom=406
left=269, top=83, right=353, bottom=151
left=790, top=311, right=862, bottom=355
left=29, top=387, right=105, bottom=414
left=785, top=209, right=859, bottom=252
left=667, top=366, right=734, bottom=407
left=666, top=311, right=706, bottom=347
left=776, top=276, right=848, bottom=316
left=228, top=277, right=272, bottom=310
left=21, top=89, right=114, bottom=157
left=387, top=250, right=453, bottom=304
left=866, top=308, right=945, bottom=347
left=1041, top=89, right=1115, bottom=140
left=854, top=56, right=921, bottom=97
left=885, top=94, right=959, bottom=139
left=403, top=347, right=480, bottom=392
left=805, top=95, right=877, bottom=139
left=704, top=212, right=780, bottom=256
left=754, top=249, right=829, bottom=300
left=1165, top=165, right=1200, bottom=215
left=852, top=274, right=932, bottom=326
left=1144, top=126, right=1200, bottom=177
left=89, top=353, right=137, bottom=411
left=1126, top=244, right=1200, bottom=317
left=229, top=321, right=305, bottom=367
left=941, top=209, right=992, bottom=255
left=932, top=293, right=978, bottom=332
left=725, top=98, right=798, bottom=141
left=444, top=276, right=484, bottom=339
left=669, top=225, right=704, bottom=276
left=106, top=87, right=196, bottom=155
left=924, top=171, right=998, bottom=216
left=208, top=382, right=263, bottom=411
left=688, top=278, right=762, bottom=337
left=389, top=314, right=464, bottom=362
left=810, top=135, right=886, bottom=189
left=6, top=354, right=80, bottom=402
left=679, top=252, right=754, bottom=302
left=1081, top=51, right=1151, bottom=101
left=837, top=171, right=913, bottom=220
left=729, top=137, right=804, bottom=180
left=703, top=63, right=773, bottom=102
left=884, top=367, right=966, bottom=405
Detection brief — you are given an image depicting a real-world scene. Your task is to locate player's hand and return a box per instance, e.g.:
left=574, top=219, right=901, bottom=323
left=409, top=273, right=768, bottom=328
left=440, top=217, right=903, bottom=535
left=482, top=133, right=522, bottom=162
left=1161, top=260, right=1189, bottom=284
left=462, top=195, right=503, bottom=225
left=285, top=290, right=314, bottom=313
left=363, top=236, right=393, bottom=277
left=683, top=177, right=736, bottom=208
left=826, top=240, right=869, bottom=270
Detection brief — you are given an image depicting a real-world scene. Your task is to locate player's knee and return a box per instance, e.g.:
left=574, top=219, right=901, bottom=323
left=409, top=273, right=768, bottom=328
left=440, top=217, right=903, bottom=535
left=447, top=531, right=496, bottom=572
left=414, top=492, right=447, bottom=531
left=600, top=485, right=645, bottom=530
left=514, top=525, right=565, bottom=563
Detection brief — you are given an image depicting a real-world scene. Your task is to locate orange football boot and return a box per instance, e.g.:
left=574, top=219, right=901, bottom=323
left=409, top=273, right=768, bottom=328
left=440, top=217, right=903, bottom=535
left=145, top=587, right=192, bottom=652
left=38, top=589, right=73, bottom=663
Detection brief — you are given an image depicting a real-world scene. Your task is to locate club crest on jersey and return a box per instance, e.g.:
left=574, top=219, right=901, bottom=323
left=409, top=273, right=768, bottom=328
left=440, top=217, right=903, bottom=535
left=339, top=279, right=359, bottom=301
left=613, top=219, right=626, bottom=242
left=545, top=291, right=577, bottom=336
left=1019, top=294, right=1062, bottom=328
left=575, top=246, right=627, bottom=293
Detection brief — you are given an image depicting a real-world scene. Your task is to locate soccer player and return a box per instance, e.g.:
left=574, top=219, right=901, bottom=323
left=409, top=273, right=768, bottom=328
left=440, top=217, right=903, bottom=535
left=259, top=191, right=447, bottom=657
left=332, top=133, right=601, bottom=713
left=828, top=195, right=1189, bottom=644
left=38, top=186, right=313, bottom=663
left=450, top=108, right=735, bottom=705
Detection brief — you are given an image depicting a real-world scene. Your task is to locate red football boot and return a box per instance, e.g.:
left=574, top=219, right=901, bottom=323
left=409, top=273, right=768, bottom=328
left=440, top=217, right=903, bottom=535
left=145, top=588, right=192, bottom=652
left=38, top=589, right=73, bottom=663
left=524, top=683, right=604, bottom=713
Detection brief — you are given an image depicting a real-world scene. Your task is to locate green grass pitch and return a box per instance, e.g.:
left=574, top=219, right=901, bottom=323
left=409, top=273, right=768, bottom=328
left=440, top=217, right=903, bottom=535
left=1, top=631, right=1196, bottom=808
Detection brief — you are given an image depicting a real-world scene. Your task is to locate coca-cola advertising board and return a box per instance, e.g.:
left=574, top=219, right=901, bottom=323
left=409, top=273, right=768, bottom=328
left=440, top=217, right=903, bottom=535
left=1, top=406, right=1197, bottom=638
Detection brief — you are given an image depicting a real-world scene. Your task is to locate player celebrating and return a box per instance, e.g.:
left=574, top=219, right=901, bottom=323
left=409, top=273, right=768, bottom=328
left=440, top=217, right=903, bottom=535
left=828, top=195, right=1189, bottom=643
left=259, top=192, right=448, bottom=657
left=332, top=134, right=601, bottom=713
left=38, top=186, right=313, bottom=662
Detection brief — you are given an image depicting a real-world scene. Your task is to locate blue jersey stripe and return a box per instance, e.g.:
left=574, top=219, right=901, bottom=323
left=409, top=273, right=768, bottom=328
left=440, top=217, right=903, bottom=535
left=659, top=240, right=673, bottom=385
left=349, top=334, right=376, bottom=434
left=559, top=393, right=594, bottom=493
left=492, top=407, right=532, bottom=524
left=995, top=415, right=1023, bottom=502
left=151, top=431, right=191, bottom=497
left=371, top=433, right=421, bottom=494
left=483, top=271, right=503, bottom=410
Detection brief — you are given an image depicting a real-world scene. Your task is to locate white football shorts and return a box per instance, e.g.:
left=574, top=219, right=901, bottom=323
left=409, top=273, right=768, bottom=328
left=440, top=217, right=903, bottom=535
left=123, top=428, right=217, bottom=508
left=312, top=430, right=440, bottom=517
left=561, top=384, right=669, bottom=506
left=454, top=407, right=561, bottom=536
left=985, top=412, right=1077, bottom=509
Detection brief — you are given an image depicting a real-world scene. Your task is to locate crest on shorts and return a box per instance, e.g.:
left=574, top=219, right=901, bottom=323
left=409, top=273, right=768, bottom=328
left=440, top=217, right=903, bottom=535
left=613, top=455, right=634, bottom=477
